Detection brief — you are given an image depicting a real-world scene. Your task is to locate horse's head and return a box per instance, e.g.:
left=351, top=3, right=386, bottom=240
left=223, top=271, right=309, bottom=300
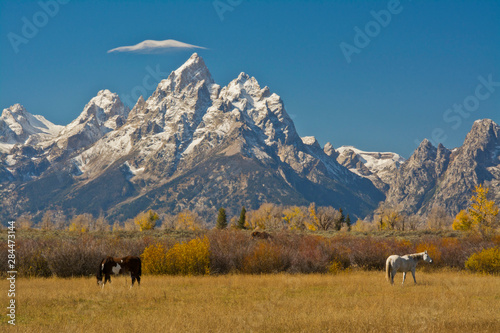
left=422, top=251, right=433, bottom=263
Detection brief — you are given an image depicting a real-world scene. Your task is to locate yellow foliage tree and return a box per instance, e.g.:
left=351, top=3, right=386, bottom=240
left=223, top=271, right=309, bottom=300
left=453, top=185, right=499, bottom=238
left=375, top=208, right=403, bottom=230
left=469, top=184, right=499, bottom=238
left=383, top=210, right=403, bottom=230
left=465, top=247, right=500, bottom=275
left=141, top=243, right=169, bottom=274
left=175, top=210, right=203, bottom=231
left=306, top=203, right=319, bottom=231
left=68, top=214, right=93, bottom=233
left=282, top=206, right=306, bottom=230
left=134, top=210, right=159, bottom=231
left=452, top=210, right=473, bottom=231
left=246, top=203, right=282, bottom=230
left=165, top=237, right=210, bottom=275
left=141, top=237, right=210, bottom=275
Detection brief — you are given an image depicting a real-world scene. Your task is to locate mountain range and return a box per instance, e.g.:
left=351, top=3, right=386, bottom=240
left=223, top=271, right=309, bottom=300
left=1, top=54, right=499, bottom=223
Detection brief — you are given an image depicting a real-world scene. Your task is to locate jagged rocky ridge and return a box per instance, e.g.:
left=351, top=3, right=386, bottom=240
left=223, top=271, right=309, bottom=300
left=1, top=54, right=498, bottom=223
left=385, top=119, right=500, bottom=216
left=0, top=54, right=384, bottom=223
left=336, top=146, right=405, bottom=193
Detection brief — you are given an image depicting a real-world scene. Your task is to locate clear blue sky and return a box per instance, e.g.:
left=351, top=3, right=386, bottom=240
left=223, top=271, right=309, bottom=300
left=1, top=0, right=499, bottom=157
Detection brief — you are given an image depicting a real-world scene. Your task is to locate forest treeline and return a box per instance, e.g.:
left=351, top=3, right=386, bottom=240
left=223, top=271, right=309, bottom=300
left=3, top=185, right=498, bottom=278
left=11, top=185, right=498, bottom=240
left=1, top=228, right=499, bottom=278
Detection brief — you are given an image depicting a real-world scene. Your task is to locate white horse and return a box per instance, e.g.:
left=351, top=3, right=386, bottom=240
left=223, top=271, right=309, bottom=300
left=386, top=251, right=433, bottom=285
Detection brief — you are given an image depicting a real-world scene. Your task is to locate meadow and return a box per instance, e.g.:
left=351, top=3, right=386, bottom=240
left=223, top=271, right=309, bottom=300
left=1, top=271, right=499, bottom=332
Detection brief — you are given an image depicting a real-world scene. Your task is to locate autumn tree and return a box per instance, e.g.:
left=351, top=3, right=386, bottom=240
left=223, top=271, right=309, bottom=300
left=112, top=221, right=122, bottom=232
left=68, top=213, right=94, bottom=233
left=374, top=204, right=404, bottom=231
left=94, top=214, right=110, bottom=232
left=307, top=203, right=339, bottom=231
left=351, top=218, right=377, bottom=232
left=452, top=210, right=473, bottom=231
left=134, top=210, right=159, bottom=231
left=427, top=205, right=452, bottom=230
left=16, top=214, right=33, bottom=230
left=39, top=211, right=55, bottom=230
left=454, top=185, right=499, bottom=238
left=159, top=213, right=176, bottom=230
left=175, top=210, right=204, bottom=231
left=405, top=215, right=423, bottom=231
left=469, top=185, right=499, bottom=237
left=306, top=203, right=319, bottom=231
left=216, top=208, right=227, bottom=229
left=247, top=203, right=283, bottom=230
left=282, top=206, right=308, bottom=230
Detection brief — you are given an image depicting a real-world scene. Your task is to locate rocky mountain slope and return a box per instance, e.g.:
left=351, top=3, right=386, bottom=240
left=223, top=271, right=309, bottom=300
left=0, top=54, right=384, bottom=222
left=385, top=119, right=500, bottom=216
left=336, top=146, right=405, bottom=193
left=1, top=54, right=498, bottom=223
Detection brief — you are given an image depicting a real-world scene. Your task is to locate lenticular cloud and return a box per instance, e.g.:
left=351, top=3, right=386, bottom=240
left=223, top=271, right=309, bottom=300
left=107, top=39, right=207, bottom=54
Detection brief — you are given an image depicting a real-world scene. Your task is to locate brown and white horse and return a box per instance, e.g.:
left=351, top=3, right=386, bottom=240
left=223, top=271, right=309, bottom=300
left=97, top=256, right=141, bottom=287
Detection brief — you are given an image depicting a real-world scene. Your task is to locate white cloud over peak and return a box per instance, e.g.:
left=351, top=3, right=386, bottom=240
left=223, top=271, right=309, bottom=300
left=107, top=39, right=207, bottom=54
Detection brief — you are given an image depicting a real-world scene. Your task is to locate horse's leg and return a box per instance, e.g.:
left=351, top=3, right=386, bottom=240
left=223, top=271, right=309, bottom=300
left=131, top=275, right=136, bottom=287
left=137, top=275, right=141, bottom=286
left=402, top=272, right=405, bottom=285
left=390, top=269, right=395, bottom=285
left=412, top=269, right=417, bottom=284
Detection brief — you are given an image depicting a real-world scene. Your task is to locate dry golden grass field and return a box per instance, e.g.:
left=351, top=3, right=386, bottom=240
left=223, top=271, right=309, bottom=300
left=1, top=271, right=499, bottom=332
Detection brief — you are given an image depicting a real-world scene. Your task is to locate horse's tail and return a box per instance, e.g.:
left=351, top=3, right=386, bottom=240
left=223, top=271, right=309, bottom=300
left=386, top=258, right=391, bottom=282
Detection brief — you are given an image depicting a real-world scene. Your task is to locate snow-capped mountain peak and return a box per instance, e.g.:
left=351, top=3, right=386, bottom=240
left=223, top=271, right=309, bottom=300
left=158, top=53, right=214, bottom=93
left=1, top=53, right=385, bottom=222
left=53, top=90, right=129, bottom=151
left=0, top=104, right=62, bottom=152
left=68, top=89, right=128, bottom=127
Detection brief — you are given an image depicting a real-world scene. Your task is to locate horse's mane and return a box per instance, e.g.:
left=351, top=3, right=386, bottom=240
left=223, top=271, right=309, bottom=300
left=407, top=252, right=426, bottom=261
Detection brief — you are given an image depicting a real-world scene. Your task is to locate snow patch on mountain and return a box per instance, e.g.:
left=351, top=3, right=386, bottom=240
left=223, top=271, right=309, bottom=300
left=337, top=146, right=405, bottom=173
left=0, top=104, right=63, bottom=152
left=53, top=90, right=129, bottom=151
left=336, top=145, right=405, bottom=190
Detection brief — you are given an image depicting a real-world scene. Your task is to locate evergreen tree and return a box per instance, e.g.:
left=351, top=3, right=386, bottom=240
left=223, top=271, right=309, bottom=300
left=345, top=214, right=351, bottom=232
left=237, top=207, right=246, bottom=229
left=216, top=208, right=227, bottom=229
left=335, top=208, right=345, bottom=231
